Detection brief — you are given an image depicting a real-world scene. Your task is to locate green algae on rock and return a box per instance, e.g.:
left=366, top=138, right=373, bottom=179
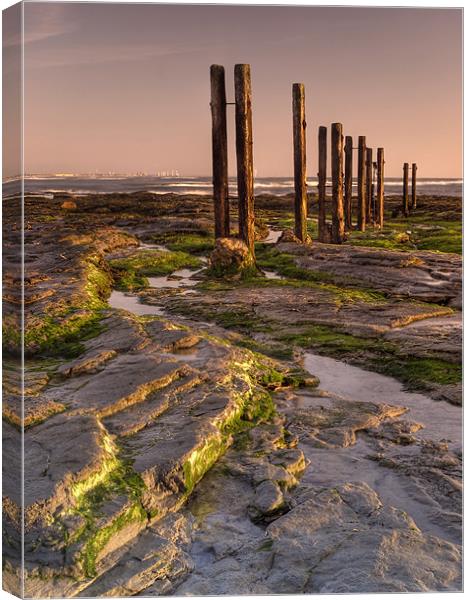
left=208, top=237, right=257, bottom=279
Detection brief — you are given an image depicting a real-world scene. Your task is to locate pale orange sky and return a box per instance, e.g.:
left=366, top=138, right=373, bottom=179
left=5, top=2, right=464, bottom=177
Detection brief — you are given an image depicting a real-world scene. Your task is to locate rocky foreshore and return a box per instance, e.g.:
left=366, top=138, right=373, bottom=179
left=2, top=191, right=462, bottom=596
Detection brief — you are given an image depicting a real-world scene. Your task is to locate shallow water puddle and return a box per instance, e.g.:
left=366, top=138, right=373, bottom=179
left=148, top=266, right=205, bottom=289
left=108, top=290, right=166, bottom=316
left=303, top=352, right=462, bottom=447
left=264, top=228, right=282, bottom=244
left=138, top=241, right=169, bottom=252
left=263, top=270, right=283, bottom=280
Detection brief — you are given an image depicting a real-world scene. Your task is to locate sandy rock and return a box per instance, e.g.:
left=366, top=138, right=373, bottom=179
left=61, top=200, right=77, bottom=210
left=249, top=480, right=285, bottom=520
left=426, top=382, right=462, bottom=406
left=65, top=353, right=188, bottom=416
left=265, top=482, right=461, bottom=593
left=366, top=419, right=424, bottom=445
left=278, top=229, right=301, bottom=244
left=23, top=413, right=109, bottom=527
left=77, top=528, right=193, bottom=597
left=285, top=395, right=407, bottom=449
left=367, top=439, right=462, bottom=543
left=269, top=448, right=306, bottom=475
left=279, top=242, right=461, bottom=305
left=383, top=314, right=461, bottom=362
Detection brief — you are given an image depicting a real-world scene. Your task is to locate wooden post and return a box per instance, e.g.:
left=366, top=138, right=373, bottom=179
left=411, top=163, right=417, bottom=209
left=365, top=147, right=373, bottom=224
left=377, top=148, right=384, bottom=229
left=234, top=64, right=255, bottom=255
left=357, top=136, right=366, bottom=231
left=210, top=65, right=229, bottom=238
left=331, top=123, right=345, bottom=243
left=318, top=126, right=327, bottom=242
left=402, top=162, right=409, bottom=216
left=292, top=83, right=308, bottom=242
left=344, top=136, right=353, bottom=230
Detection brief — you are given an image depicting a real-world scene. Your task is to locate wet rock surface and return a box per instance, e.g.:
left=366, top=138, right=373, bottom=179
left=170, top=402, right=462, bottom=595
left=2, top=192, right=462, bottom=595
left=282, top=241, right=462, bottom=306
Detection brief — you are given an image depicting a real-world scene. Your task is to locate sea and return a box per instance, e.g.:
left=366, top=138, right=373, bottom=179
left=2, top=175, right=462, bottom=198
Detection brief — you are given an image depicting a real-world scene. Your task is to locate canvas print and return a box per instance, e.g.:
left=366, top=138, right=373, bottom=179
left=2, top=1, right=463, bottom=597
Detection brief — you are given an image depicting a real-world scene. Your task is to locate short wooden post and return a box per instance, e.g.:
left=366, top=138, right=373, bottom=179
left=377, top=148, right=384, bottom=229
left=365, top=147, right=373, bottom=224
left=344, top=136, right=353, bottom=230
left=411, top=163, right=417, bottom=209
left=331, top=123, right=345, bottom=243
left=318, top=126, right=327, bottom=242
left=234, top=64, right=255, bottom=255
left=372, top=162, right=377, bottom=223
left=357, top=136, right=366, bottom=231
left=210, top=65, right=229, bottom=238
left=292, top=83, right=308, bottom=242
left=402, top=162, right=409, bottom=217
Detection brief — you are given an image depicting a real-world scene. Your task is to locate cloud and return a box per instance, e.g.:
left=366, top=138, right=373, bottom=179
left=4, top=2, right=77, bottom=50
left=25, top=40, right=208, bottom=69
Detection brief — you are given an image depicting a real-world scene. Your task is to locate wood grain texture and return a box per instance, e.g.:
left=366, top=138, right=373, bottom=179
left=357, top=136, right=366, bottom=232
left=210, top=65, right=230, bottom=238
left=234, top=64, right=255, bottom=254
left=344, top=135, right=353, bottom=230
left=318, top=126, right=327, bottom=242
left=331, top=123, right=345, bottom=243
left=292, top=83, right=308, bottom=242
left=403, top=162, right=409, bottom=217
left=377, top=147, right=385, bottom=229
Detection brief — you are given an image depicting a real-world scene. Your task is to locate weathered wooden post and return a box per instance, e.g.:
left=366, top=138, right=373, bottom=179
left=411, top=163, right=417, bottom=209
left=377, top=147, right=385, bottom=229
left=344, top=136, right=353, bottom=230
left=372, top=162, right=378, bottom=223
left=402, top=162, right=409, bottom=217
left=234, top=64, right=255, bottom=255
left=331, top=123, right=345, bottom=243
left=357, top=136, right=366, bottom=231
left=292, top=83, right=308, bottom=242
left=318, top=126, right=327, bottom=242
left=210, top=65, right=229, bottom=238
left=366, top=147, right=373, bottom=224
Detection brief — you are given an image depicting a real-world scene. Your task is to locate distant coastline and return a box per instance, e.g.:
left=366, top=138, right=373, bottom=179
left=2, top=175, right=463, bottom=198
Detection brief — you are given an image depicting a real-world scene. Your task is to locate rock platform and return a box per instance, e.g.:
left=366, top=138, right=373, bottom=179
left=2, top=192, right=462, bottom=595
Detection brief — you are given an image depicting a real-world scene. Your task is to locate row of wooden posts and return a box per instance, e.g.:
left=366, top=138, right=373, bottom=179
left=210, top=63, right=417, bottom=256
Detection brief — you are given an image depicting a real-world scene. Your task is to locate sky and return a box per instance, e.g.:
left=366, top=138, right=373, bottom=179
left=4, top=2, right=463, bottom=177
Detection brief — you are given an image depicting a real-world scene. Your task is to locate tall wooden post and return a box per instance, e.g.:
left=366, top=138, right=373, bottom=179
left=210, top=65, right=229, bottom=238
left=357, top=136, right=366, bottom=232
left=344, top=136, right=353, bottom=230
left=402, top=162, right=409, bottom=217
left=377, top=148, right=384, bottom=229
left=292, top=83, right=308, bottom=242
left=318, top=126, right=327, bottom=242
left=331, top=123, right=345, bottom=244
left=234, top=64, right=255, bottom=255
left=411, top=163, right=417, bottom=209
left=365, top=147, right=373, bottom=224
